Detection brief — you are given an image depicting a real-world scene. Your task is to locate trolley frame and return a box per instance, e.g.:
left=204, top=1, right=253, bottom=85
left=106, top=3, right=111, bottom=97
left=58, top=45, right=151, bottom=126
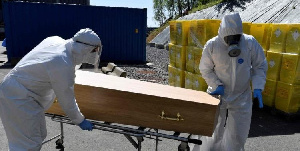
left=43, top=113, right=202, bottom=151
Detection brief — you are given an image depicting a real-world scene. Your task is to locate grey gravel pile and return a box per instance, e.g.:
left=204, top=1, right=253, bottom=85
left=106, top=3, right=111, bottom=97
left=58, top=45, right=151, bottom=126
left=120, top=46, right=170, bottom=85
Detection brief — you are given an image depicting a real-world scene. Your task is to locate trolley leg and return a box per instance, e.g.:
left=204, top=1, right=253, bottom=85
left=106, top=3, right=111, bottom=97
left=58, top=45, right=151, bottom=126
left=60, top=122, right=64, bottom=141
left=124, top=135, right=144, bottom=151
left=55, top=122, right=65, bottom=150
left=155, top=129, right=159, bottom=151
left=137, top=136, right=143, bottom=151
left=178, top=142, right=190, bottom=151
left=124, top=134, right=139, bottom=149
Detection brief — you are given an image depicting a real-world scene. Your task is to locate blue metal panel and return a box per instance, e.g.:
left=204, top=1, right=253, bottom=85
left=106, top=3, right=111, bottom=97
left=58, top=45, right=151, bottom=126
left=3, top=1, right=146, bottom=63
left=9, top=0, right=89, bottom=5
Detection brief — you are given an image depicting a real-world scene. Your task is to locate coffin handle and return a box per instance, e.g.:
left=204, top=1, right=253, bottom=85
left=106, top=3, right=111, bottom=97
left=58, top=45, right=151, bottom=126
left=159, top=110, right=184, bottom=121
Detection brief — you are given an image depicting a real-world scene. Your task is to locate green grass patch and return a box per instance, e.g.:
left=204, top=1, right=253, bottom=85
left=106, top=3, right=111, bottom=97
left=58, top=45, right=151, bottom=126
left=189, top=0, right=223, bottom=14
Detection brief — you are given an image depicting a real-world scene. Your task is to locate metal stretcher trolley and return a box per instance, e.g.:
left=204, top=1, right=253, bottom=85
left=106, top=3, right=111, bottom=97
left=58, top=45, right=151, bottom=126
left=43, top=113, right=202, bottom=151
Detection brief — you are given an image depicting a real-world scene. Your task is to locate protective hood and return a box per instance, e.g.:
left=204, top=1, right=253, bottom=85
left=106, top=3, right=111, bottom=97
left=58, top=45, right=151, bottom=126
left=66, top=28, right=101, bottom=66
left=73, top=28, right=101, bottom=47
left=218, top=12, right=243, bottom=44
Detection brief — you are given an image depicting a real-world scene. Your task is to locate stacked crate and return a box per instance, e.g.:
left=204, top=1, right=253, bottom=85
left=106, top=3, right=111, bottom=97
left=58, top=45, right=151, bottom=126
left=168, top=20, right=190, bottom=88
left=255, top=23, right=300, bottom=114
left=168, top=19, right=221, bottom=92
left=275, top=24, right=300, bottom=114
left=242, top=22, right=252, bottom=35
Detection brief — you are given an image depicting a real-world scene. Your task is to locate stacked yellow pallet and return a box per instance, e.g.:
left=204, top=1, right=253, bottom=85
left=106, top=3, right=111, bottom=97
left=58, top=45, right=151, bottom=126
left=168, top=19, right=221, bottom=92
left=259, top=23, right=300, bottom=114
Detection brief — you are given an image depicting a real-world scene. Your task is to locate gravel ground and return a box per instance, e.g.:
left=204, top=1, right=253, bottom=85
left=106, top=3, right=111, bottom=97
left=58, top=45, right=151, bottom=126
left=120, top=46, right=169, bottom=85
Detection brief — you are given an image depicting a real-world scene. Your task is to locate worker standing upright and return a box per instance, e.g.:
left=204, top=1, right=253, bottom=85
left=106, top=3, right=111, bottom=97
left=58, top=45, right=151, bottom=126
left=0, top=28, right=102, bottom=150
left=192, top=12, right=267, bottom=151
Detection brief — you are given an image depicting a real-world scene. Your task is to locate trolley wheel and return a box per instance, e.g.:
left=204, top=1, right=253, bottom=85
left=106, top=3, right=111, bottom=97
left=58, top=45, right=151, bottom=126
left=178, top=144, right=190, bottom=151
left=55, top=139, right=64, bottom=150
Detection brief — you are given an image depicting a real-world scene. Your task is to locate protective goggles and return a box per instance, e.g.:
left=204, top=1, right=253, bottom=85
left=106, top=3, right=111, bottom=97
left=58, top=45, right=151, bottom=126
left=76, top=40, right=100, bottom=52
left=224, top=34, right=242, bottom=45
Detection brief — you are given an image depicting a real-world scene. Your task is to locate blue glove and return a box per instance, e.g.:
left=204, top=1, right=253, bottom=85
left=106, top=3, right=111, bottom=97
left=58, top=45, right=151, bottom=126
left=210, top=85, right=224, bottom=95
left=253, top=89, right=263, bottom=108
left=79, top=119, right=93, bottom=131
left=2, top=38, right=6, bottom=47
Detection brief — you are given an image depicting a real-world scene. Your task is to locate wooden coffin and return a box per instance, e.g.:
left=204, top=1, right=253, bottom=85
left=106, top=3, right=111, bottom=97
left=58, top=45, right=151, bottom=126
left=46, top=70, right=220, bottom=136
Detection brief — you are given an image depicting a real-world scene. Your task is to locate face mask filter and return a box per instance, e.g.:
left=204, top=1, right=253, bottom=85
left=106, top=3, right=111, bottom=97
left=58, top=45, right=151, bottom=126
left=224, top=34, right=241, bottom=57
left=76, top=40, right=102, bottom=67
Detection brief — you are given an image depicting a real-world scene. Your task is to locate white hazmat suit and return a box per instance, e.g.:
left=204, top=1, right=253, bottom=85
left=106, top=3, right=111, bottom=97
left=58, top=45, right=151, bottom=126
left=191, top=13, right=267, bottom=151
left=0, top=28, right=101, bottom=150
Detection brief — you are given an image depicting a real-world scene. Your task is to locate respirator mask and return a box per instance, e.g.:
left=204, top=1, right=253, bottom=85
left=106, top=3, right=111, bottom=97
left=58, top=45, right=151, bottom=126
left=224, top=34, right=241, bottom=57
left=76, top=40, right=103, bottom=70
left=83, top=46, right=102, bottom=65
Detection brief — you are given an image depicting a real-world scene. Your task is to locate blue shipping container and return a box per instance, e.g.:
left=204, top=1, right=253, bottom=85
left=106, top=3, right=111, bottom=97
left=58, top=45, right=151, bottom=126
left=7, top=0, right=89, bottom=5
left=3, top=1, right=147, bottom=63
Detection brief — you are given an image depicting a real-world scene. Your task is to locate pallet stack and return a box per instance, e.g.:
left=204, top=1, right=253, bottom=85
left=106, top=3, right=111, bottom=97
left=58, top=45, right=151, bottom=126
left=168, top=19, right=300, bottom=115
left=168, top=19, right=221, bottom=92
left=259, top=23, right=300, bottom=115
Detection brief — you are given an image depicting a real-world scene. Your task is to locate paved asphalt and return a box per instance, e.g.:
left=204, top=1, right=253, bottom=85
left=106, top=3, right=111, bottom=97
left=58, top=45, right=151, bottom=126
left=0, top=44, right=299, bottom=151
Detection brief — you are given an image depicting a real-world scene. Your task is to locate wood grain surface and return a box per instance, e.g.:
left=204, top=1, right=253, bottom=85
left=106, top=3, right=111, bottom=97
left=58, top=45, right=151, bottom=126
left=46, top=70, right=220, bottom=136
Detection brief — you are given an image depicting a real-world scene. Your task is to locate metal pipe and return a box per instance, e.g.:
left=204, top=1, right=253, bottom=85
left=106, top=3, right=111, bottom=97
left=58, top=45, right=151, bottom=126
left=42, top=134, right=61, bottom=145
left=124, top=134, right=139, bottom=149
left=155, top=129, right=159, bottom=151
left=92, top=125, right=145, bottom=138
left=89, top=120, right=191, bottom=142
left=60, top=122, right=64, bottom=141
left=137, top=137, right=143, bottom=151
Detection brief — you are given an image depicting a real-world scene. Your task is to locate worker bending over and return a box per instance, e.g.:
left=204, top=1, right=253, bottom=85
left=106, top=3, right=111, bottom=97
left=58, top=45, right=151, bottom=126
left=0, top=28, right=102, bottom=150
